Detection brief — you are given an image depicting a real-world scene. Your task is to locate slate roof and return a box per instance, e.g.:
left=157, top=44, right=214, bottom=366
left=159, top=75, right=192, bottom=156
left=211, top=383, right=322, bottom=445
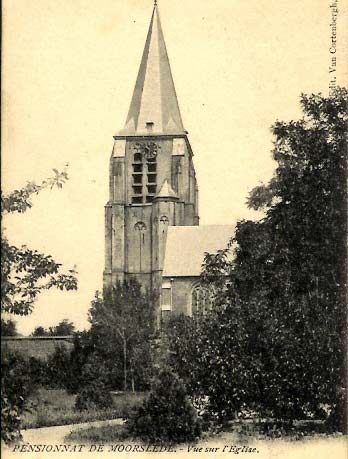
left=118, top=5, right=186, bottom=136
left=163, top=225, right=235, bottom=277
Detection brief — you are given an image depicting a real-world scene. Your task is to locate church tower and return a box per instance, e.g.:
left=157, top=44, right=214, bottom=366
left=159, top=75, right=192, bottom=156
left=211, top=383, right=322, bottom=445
left=103, top=3, right=199, bottom=304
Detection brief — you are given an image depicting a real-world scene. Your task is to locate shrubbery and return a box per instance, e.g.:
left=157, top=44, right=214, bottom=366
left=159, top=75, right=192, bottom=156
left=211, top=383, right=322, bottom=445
left=74, top=354, right=114, bottom=411
left=1, top=352, right=34, bottom=444
left=75, top=380, right=113, bottom=411
left=46, top=344, right=71, bottom=389
left=163, top=89, right=348, bottom=434
left=127, top=368, right=201, bottom=443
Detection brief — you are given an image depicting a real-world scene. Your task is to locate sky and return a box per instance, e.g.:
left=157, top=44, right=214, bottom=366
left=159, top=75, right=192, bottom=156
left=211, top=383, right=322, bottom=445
left=2, top=0, right=348, bottom=335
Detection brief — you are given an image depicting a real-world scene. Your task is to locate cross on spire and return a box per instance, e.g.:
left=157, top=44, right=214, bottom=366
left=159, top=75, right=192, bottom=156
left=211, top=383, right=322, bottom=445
left=154, top=0, right=157, bottom=6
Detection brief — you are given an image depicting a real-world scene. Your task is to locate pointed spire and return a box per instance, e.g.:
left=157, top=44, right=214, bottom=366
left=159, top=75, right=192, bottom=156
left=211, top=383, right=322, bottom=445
left=118, top=5, right=186, bottom=136
left=154, top=179, right=179, bottom=200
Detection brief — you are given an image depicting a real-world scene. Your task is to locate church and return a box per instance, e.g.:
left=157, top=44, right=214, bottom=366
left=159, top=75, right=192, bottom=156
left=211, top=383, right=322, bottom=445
left=103, top=3, right=234, bottom=323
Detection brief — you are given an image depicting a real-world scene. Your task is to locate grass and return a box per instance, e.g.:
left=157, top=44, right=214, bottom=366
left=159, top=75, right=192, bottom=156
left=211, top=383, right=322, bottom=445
left=64, top=418, right=343, bottom=446
left=65, top=424, right=130, bottom=443
left=22, top=388, right=146, bottom=430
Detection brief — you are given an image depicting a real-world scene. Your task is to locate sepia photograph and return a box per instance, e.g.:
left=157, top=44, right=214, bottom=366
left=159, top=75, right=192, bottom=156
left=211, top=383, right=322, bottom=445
left=1, top=0, right=348, bottom=458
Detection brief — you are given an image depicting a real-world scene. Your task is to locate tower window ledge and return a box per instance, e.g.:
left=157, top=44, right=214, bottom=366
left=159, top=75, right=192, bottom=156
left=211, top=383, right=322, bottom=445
left=129, top=202, right=152, bottom=207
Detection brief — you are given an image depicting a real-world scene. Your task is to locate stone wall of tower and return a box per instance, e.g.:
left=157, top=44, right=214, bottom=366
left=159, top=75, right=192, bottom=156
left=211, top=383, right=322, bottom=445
left=171, top=138, right=198, bottom=226
left=151, top=198, right=184, bottom=272
left=103, top=135, right=199, bottom=298
left=103, top=144, right=126, bottom=291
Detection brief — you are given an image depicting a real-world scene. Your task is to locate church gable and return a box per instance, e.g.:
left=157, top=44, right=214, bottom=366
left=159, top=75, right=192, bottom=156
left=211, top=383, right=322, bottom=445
left=162, top=225, right=235, bottom=277
left=160, top=225, right=235, bottom=319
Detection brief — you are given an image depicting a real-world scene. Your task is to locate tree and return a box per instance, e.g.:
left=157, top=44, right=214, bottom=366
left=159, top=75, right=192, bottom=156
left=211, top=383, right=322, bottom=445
left=1, top=167, right=78, bottom=316
left=127, top=367, right=201, bottom=443
left=1, top=168, right=78, bottom=445
left=235, top=88, right=347, bottom=429
left=168, top=89, right=347, bottom=432
left=46, top=345, right=72, bottom=389
left=74, top=354, right=113, bottom=411
left=32, top=326, right=48, bottom=337
left=31, top=319, right=76, bottom=336
left=1, top=352, right=33, bottom=444
left=88, top=280, right=155, bottom=392
left=161, top=314, right=203, bottom=396
left=64, top=331, right=95, bottom=394
left=49, top=319, right=75, bottom=336
left=1, top=318, right=18, bottom=336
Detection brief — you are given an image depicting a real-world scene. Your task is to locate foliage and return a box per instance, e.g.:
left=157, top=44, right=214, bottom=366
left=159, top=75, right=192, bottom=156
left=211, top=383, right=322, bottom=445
left=1, top=167, right=78, bottom=316
left=27, top=357, right=49, bottom=387
left=1, top=318, right=18, bottom=336
left=166, top=89, right=348, bottom=432
left=32, top=326, right=48, bottom=336
left=1, top=351, right=34, bottom=444
left=31, top=319, right=75, bottom=336
left=21, top=388, right=145, bottom=429
left=164, top=309, right=255, bottom=424
left=46, top=345, right=72, bottom=389
left=64, top=332, right=90, bottom=394
left=161, top=314, right=203, bottom=396
left=1, top=168, right=69, bottom=214
left=88, top=280, right=155, bottom=392
left=50, top=319, right=75, bottom=336
left=73, top=349, right=119, bottom=411
left=127, top=368, right=201, bottom=443
left=75, top=380, right=114, bottom=411
left=64, top=424, right=129, bottom=444
left=1, top=168, right=78, bottom=443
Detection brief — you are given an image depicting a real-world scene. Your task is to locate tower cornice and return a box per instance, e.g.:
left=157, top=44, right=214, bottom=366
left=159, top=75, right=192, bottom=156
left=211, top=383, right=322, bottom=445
left=113, top=134, right=194, bottom=157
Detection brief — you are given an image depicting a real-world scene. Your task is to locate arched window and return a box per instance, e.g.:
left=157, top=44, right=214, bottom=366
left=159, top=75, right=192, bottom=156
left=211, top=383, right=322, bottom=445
left=160, top=215, right=169, bottom=224
left=191, top=285, right=213, bottom=316
left=159, top=216, right=169, bottom=235
left=134, top=222, right=146, bottom=271
left=134, top=221, right=146, bottom=242
left=192, top=287, right=200, bottom=316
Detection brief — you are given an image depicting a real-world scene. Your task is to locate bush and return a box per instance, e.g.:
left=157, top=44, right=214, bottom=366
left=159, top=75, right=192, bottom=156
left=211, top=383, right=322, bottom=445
left=74, top=355, right=114, bottom=411
left=46, top=344, right=71, bottom=389
left=127, top=368, right=201, bottom=443
left=65, top=333, right=89, bottom=394
left=1, top=351, right=34, bottom=444
left=75, top=380, right=113, bottom=411
left=28, top=357, right=49, bottom=387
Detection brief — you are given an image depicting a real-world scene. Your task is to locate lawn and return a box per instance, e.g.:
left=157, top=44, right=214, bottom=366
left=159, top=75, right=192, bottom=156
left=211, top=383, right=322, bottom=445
left=64, top=417, right=344, bottom=444
left=22, top=388, right=146, bottom=429
left=65, top=424, right=130, bottom=443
